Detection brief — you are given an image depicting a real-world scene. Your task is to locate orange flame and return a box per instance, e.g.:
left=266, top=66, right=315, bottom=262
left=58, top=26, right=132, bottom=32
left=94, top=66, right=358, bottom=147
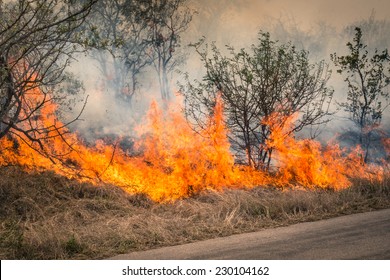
left=0, top=86, right=387, bottom=201
left=0, top=90, right=267, bottom=201
left=263, top=112, right=383, bottom=189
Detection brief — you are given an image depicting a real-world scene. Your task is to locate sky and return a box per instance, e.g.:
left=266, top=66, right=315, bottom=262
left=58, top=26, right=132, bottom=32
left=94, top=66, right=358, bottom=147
left=241, top=0, right=389, bottom=27
left=184, top=0, right=389, bottom=47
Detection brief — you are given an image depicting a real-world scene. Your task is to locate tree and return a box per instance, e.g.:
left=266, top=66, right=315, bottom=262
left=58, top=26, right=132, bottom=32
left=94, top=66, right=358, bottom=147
left=344, top=12, right=390, bottom=53
left=83, top=0, right=151, bottom=103
left=181, top=32, right=333, bottom=170
left=0, top=0, right=97, bottom=145
left=83, top=0, right=194, bottom=104
left=331, top=27, right=390, bottom=162
left=138, top=0, right=193, bottom=102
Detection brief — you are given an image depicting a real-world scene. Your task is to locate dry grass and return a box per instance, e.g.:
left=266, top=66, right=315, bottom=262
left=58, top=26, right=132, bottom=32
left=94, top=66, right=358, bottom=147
left=0, top=166, right=389, bottom=259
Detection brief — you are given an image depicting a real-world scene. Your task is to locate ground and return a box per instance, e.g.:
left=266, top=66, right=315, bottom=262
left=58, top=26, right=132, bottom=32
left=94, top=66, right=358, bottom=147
left=0, top=166, right=389, bottom=259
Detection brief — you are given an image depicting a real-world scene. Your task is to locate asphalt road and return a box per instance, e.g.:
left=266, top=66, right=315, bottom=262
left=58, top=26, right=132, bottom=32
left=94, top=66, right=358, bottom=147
left=110, top=209, right=390, bottom=260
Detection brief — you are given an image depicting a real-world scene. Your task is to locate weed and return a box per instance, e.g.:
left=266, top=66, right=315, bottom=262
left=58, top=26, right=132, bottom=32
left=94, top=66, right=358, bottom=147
left=64, top=235, right=83, bottom=257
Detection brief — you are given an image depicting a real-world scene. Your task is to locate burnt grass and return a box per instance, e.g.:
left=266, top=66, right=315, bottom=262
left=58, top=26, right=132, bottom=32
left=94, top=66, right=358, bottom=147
left=0, top=166, right=389, bottom=259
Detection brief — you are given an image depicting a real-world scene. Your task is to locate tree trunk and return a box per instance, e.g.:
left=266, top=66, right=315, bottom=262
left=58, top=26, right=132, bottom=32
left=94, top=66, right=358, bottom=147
left=161, top=64, right=171, bottom=102
left=0, top=56, right=16, bottom=140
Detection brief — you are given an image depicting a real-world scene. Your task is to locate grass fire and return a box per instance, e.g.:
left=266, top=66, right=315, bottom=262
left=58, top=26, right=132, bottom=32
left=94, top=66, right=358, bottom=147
left=1, top=87, right=387, bottom=202
left=1, top=0, right=390, bottom=260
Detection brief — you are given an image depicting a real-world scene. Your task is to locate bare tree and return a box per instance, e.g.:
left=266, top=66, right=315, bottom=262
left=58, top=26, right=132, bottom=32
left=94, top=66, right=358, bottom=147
left=331, top=27, right=390, bottom=162
left=82, top=0, right=194, bottom=104
left=0, top=0, right=97, bottom=148
left=83, top=0, right=152, bottom=103
left=139, top=0, right=193, bottom=102
left=181, top=32, right=334, bottom=170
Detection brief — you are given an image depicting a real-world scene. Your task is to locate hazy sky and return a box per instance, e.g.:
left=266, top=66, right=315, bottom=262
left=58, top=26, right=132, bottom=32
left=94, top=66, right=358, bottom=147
left=241, top=0, right=389, bottom=28
left=188, top=0, right=390, bottom=45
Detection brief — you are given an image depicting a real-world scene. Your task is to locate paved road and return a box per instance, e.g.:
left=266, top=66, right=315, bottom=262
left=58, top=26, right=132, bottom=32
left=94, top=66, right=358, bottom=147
left=110, top=209, right=390, bottom=260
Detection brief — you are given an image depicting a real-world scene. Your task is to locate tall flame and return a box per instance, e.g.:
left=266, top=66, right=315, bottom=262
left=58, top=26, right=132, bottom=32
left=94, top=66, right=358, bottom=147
left=0, top=86, right=387, bottom=201
left=0, top=90, right=266, bottom=201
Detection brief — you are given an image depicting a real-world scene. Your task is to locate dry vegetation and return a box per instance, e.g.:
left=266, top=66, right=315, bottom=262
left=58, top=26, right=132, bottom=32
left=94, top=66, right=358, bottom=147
left=0, top=166, right=389, bottom=260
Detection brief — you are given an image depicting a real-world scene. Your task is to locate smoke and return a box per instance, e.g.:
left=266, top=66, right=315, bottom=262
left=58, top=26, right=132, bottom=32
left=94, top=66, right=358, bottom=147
left=64, top=53, right=160, bottom=142
left=183, top=1, right=390, bottom=142
left=61, top=0, right=390, bottom=149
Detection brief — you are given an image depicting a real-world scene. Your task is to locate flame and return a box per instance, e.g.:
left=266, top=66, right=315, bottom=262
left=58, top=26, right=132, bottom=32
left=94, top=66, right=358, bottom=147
left=0, top=90, right=266, bottom=201
left=264, top=112, right=383, bottom=189
left=0, top=86, right=387, bottom=201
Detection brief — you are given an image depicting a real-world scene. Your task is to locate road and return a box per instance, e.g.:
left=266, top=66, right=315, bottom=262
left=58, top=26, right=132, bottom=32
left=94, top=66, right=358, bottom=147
left=110, top=209, right=390, bottom=260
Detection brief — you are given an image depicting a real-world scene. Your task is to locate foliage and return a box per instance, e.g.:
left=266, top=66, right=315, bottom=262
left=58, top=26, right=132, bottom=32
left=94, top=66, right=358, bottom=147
left=344, top=12, right=390, bottom=52
left=181, top=32, right=333, bottom=169
left=331, top=27, right=390, bottom=162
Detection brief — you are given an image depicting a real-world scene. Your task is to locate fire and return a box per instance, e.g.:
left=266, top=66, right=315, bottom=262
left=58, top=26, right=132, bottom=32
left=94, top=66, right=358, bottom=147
left=0, top=86, right=387, bottom=201
left=139, top=99, right=236, bottom=194
left=264, top=112, right=381, bottom=189
left=0, top=89, right=266, bottom=201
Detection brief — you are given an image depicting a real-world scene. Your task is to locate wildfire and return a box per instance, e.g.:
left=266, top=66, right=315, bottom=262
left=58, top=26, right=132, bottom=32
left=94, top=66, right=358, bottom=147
left=263, top=113, right=366, bottom=189
left=0, top=89, right=265, bottom=201
left=0, top=86, right=386, bottom=201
